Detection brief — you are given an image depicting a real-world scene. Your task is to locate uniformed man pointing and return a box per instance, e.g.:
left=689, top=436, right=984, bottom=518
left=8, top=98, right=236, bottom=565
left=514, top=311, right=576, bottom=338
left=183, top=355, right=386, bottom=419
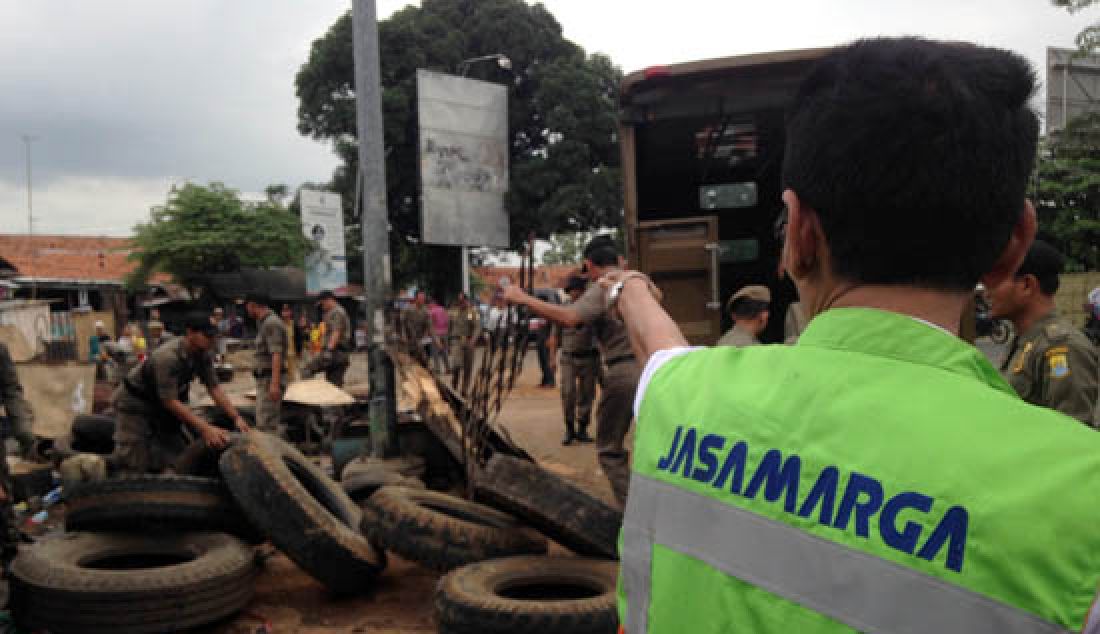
left=989, top=239, right=1099, bottom=426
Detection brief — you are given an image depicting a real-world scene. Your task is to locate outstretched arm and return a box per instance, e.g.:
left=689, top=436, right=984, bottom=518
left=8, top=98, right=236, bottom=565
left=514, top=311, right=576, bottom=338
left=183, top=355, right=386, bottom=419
left=606, top=274, right=689, bottom=366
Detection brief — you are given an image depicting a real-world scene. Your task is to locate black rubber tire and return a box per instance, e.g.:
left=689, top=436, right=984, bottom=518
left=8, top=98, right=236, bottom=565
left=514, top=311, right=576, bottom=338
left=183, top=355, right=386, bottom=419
left=361, top=486, right=547, bottom=572
left=64, top=475, right=259, bottom=540
left=10, top=531, right=257, bottom=634
left=342, top=469, right=425, bottom=504
left=435, top=556, right=619, bottom=634
left=219, top=431, right=386, bottom=593
left=475, top=454, right=622, bottom=559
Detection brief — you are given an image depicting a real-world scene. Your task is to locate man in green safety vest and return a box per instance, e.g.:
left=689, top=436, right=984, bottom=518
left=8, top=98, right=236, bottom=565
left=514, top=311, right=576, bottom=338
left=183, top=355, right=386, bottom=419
left=604, top=38, right=1100, bottom=633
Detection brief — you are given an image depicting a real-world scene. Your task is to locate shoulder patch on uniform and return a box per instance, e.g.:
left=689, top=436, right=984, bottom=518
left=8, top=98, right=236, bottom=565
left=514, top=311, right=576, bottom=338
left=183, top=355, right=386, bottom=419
left=1011, top=341, right=1033, bottom=374
left=1049, top=352, right=1070, bottom=379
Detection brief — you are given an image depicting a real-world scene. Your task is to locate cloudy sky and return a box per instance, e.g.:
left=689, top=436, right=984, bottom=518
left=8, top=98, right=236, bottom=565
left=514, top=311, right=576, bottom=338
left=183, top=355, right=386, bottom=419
left=0, top=0, right=1093, bottom=237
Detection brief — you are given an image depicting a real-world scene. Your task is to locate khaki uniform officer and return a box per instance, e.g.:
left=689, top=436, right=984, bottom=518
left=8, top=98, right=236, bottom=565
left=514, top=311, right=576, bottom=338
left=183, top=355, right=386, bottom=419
left=0, top=343, right=34, bottom=457
left=112, top=314, right=250, bottom=474
left=402, top=291, right=434, bottom=364
left=991, top=239, right=1099, bottom=426
left=303, top=290, right=353, bottom=386
left=548, top=275, right=599, bottom=446
left=447, top=292, right=481, bottom=395
left=245, top=296, right=288, bottom=435
left=502, top=235, right=658, bottom=506
left=716, top=285, right=771, bottom=347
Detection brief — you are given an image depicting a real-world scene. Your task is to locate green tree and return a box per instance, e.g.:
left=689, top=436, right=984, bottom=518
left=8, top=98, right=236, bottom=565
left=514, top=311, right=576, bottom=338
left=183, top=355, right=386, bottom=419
left=295, top=0, right=623, bottom=296
left=1053, top=0, right=1100, bottom=51
left=1033, top=113, right=1100, bottom=270
left=127, top=182, right=313, bottom=294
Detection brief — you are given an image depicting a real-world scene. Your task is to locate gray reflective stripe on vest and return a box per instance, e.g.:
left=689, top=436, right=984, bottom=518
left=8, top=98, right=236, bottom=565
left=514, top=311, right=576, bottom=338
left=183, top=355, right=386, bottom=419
left=622, top=474, right=1071, bottom=634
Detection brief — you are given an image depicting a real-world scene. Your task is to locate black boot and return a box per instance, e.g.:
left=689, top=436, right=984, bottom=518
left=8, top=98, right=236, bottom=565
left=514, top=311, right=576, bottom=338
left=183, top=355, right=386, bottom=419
left=575, top=421, right=593, bottom=443
left=562, top=421, right=576, bottom=446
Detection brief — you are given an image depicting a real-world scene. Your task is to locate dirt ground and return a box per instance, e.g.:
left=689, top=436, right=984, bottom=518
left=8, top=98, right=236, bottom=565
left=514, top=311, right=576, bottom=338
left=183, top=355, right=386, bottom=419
left=202, top=348, right=622, bottom=634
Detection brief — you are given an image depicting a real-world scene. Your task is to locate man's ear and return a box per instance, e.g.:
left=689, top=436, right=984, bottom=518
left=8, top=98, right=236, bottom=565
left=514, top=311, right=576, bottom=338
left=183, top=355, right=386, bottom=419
left=781, top=189, right=820, bottom=280
left=982, top=200, right=1037, bottom=291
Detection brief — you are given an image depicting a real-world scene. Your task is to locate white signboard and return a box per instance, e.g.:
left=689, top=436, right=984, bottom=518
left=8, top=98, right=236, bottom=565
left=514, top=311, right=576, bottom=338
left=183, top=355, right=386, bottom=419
left=300, top=189, right=348, bottom=294
left=417, top=69, right=509, bottom=248
left=1047, top=47, right=1100, bottom=131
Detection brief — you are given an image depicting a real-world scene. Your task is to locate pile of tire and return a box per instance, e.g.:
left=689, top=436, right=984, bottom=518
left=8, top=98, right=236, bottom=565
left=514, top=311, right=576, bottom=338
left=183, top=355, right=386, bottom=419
left=10, top=475, right=259, bottom=634
left=9, top=430, right=394, bottom=632
left=349, top=450, right=623, bottom=634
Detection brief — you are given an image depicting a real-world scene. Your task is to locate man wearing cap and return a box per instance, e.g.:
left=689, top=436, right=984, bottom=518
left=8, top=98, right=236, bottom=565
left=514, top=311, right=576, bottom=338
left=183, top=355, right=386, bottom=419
left=447, top=292, right=481, bottom=395
left=547, top=275, right=599, bottom=445
left=245, top=295, right=288, bottom=435
left=302, top=290, right=353, bottom=386
left=989, top=239, right=1098, bottom=426
left=112, top=313, right=250, bottom=474
left=502, top=235, right=656, bottom=505
left=146, top=320, right=173, bottom=351
left=716, top=285, right=771, bottom=347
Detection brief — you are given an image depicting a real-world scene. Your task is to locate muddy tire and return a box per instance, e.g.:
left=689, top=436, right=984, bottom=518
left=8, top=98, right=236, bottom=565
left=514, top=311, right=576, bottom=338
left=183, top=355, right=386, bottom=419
left=361, top=486, right=546, bottom=572
left=475, top=455, right=622, bottom=559
left=342, top=469, right=425, bottom=504
left=64, top=475, right=258, bottom=540
left=219, top=431, right=385, bottom=593
left=10, top=531, right=257, bottom=634
left=341, top=454, right=426, bottom=481
left=435, top=556, right=619, bottom=634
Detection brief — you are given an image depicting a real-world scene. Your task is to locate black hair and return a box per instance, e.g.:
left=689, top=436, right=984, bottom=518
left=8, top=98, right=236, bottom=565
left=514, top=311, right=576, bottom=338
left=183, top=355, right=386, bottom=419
left=782, top=37, right=1039, bottom=291
left=583, top=235, right=620, bottom=267
left=1016, top=239, right=1063, bottom=295
left=731, top=298, right=769, bottom=320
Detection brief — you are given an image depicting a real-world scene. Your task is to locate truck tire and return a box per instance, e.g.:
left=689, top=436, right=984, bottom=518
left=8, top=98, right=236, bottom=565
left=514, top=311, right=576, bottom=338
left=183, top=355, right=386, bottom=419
left=360, top=486, right=546, bottom=571
left=11, top=531, right=257, bottom=634
left=435, top=556, right=619, bottom=634
left=475, top=454, right=622, bottom=559
left=219, top=431, right=385, bottom=593
left=69, top=414, right=116, bottom=454
left=64, top=475, right=258, bottom=540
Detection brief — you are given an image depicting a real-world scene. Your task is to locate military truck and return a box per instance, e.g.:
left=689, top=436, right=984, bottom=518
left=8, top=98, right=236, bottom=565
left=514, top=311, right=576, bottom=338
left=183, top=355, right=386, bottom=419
left=619, top=48, right=829, bottom=344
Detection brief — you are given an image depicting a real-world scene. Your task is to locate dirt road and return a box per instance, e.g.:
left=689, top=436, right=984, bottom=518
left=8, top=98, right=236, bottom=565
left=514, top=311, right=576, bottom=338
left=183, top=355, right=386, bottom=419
left=206, top=349, right=621, bottom=633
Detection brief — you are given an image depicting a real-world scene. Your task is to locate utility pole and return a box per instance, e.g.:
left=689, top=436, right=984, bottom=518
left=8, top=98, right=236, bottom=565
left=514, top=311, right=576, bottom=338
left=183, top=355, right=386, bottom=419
left=352, top=0, right=399, bottom=457
left=22, top=134, right=37, bottom=300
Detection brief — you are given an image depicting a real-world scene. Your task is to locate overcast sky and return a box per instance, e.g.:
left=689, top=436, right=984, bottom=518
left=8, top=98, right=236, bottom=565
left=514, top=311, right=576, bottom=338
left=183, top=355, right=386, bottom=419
left=0, top=0, right=1093, bottom=237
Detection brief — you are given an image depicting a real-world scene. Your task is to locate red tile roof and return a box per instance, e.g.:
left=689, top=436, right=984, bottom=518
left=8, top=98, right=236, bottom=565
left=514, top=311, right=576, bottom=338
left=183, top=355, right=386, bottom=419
left=474, top=264, right=581, bottom=290
left=0, top=234, right=169, bottom=284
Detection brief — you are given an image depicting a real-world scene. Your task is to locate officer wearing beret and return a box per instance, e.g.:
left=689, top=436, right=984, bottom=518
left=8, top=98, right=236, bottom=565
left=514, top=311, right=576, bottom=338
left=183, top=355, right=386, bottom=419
left=990, top=239, right=1099, bottom=426
left=716, top=285, right=771, bottom=347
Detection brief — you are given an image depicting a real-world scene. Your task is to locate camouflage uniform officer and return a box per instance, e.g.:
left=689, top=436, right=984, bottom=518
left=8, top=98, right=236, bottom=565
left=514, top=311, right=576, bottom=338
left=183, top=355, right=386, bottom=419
left=403, top=291, right=434, bottom=364
left=548, top=275, right=599, bottom=445
left=245, top=295, right=288, bottom=435
left=112, top=314, right=250, bottom=473
left=303, top=290, right=353, bottom=386
left=502, top=236, right=655, bottom=506
left=447, top=292, right=481, bottom=395
left=990, top=239, right=1099, bottom=426
left=716, top=285, right=771, bottom=348
left=0, top=342, right=35, bottom=457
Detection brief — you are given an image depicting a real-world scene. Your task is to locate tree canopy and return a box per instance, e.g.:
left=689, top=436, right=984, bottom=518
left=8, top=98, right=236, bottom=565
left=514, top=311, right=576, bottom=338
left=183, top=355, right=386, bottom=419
left=1034, top=113, right=1100, bottom=270
left=295, top=0, right=623, bottom=295
left=127, top=182, right=312, bottom=293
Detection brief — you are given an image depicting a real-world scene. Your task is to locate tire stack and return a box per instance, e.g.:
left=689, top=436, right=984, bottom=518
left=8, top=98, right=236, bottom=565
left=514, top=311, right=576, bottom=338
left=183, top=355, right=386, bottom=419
left=10, top=475, right=259, bottom=634
left=351, top=451, right=623, bottom=634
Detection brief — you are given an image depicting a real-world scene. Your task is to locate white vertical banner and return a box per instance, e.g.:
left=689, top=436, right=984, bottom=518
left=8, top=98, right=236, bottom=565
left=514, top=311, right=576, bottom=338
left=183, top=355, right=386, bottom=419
left=300, top=189, right=348, bottom=294
left=417, top=69, right=510, bottom=248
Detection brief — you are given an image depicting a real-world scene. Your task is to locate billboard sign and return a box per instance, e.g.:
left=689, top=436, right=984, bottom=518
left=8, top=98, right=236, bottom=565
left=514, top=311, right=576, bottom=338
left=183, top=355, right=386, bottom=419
left=417, top=69, right=509, bottom=248
left=1046, top=47, right=1100, bottom=131
left=300, top=189, right=347, bottom=294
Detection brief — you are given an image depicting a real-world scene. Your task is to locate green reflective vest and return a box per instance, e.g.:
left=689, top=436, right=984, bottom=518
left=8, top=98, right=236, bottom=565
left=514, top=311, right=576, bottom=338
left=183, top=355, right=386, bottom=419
left=621, top=308, right=1100, bottom=634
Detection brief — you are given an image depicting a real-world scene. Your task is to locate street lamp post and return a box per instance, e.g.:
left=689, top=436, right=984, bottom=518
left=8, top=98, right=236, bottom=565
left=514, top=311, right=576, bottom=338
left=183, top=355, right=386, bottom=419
left=456, top=54, right=511, bottom=296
